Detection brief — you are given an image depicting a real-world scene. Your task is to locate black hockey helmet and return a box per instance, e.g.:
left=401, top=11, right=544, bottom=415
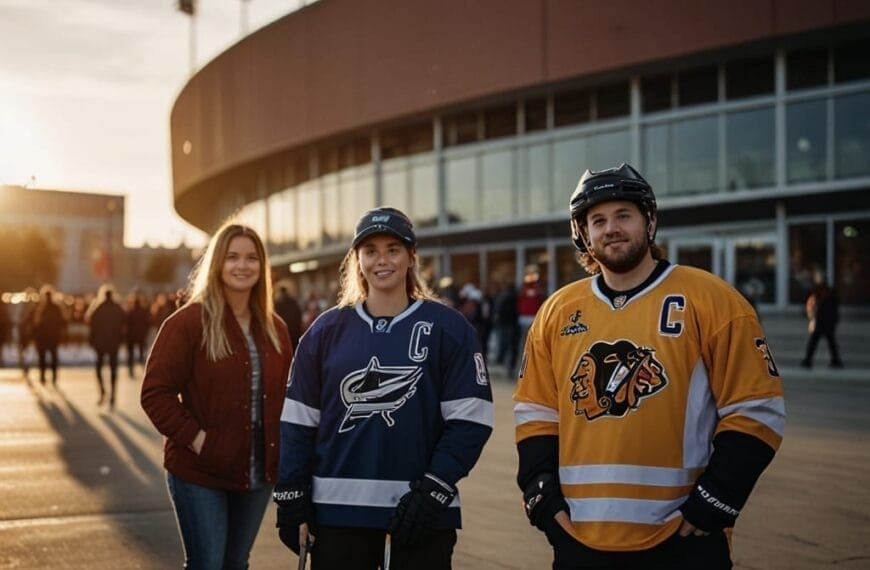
left=569, top=163, right=657, bottom=252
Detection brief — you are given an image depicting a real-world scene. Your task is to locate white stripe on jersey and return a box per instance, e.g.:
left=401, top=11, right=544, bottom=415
left=441, top=397, right=494, bottom=427
left=281, top=398, right=320, bottom=427
left=313, top=476, right=460, bottom=508
left=513, top=402, right=559, bottom=425
left=718, top=396, right=786, bottom=436
left=683, top=359, right=717, bottom=469
left=559, top=464, right=700, bottom=487
left=567, top=497, right=685, bottom=525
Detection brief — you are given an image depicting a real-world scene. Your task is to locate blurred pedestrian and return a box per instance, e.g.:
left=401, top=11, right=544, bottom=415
left=273, top=284, right=302, bottom=349
left=493, top=281, right=519, bottom=372
left=86, top=285, right=126, bottom=408
left=800, top=273, right=843, bottom=369
left=516, top=265, right=545, bottom=376
left=125, top=291, right=151, bottom=378
left=0, top=298, right=11, bottom=367
left=33, top=286, right=66, bottom=386
left=274, top=207, right=493, bottom=569
left=17, top=289, right=37, bottom=378
left=141, top=223, right=292, bottom=570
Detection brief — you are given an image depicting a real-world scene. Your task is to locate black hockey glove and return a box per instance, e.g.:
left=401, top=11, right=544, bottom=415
left=522, top=472, right=569, bottom=532
left=388, top=473, right=456, bottom=547
left=273, top=483, right=313, bottom=554
left=679, top=480, right=740, bottom=532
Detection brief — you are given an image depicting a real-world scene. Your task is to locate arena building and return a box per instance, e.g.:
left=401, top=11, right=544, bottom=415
left=170, top=0, right=870, bottom=310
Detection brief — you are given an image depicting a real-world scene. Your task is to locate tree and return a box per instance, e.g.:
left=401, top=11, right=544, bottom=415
left=0, top=227, right=58, bottom=291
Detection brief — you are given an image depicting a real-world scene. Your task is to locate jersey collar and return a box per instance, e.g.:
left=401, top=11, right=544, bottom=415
left=354, top=299, right=424, bottom=333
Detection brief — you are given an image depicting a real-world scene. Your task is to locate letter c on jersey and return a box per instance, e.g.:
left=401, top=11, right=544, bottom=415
left=659, top=295, right=685, bottom=336
left=409, top=321, right=433, bottom=362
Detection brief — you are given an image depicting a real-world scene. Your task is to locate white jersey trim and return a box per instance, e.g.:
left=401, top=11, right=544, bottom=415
left=353, top=300, right=424, bottom=333
left=591, top=263, right=678, bottom=310
left=718, top=396, right=786, bottom=436
left=513, top=402, right=559, bottom=425
left=683, top=359, right=716, bottom=469
left=313, top=476, right=460, bottom=508
left=280, top=398, right=320, bottom=427
left=559, top=464, right=700, bottom=487
left=566, top=496, right=685, bottom=525
left=441, top=397, right=495, bottom=427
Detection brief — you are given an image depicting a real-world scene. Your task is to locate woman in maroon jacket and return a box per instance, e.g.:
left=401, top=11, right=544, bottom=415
left=141, top=222, right=292, bottom=570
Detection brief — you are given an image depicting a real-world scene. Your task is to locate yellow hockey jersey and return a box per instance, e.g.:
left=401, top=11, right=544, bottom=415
left=514, top=264, right=785, bottom=551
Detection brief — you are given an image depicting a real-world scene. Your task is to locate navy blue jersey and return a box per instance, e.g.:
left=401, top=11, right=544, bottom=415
left=279, top=299, right=494, bottom=529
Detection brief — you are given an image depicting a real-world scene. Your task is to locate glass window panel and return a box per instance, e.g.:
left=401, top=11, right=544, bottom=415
left=445, top=155, right=478, bottom=224
left=525, top=248, right=550, bottom=295
left=382, top=122, right=433, bottom=158
left=480, top=149, right=514, bottom=222
left=642, top=74, right=672, bottom=113
left=524, top=97, right=548, bottom=132
left=521, top=143, right=551, bottom=216
left=296, top=181, right=321, bottom=249
left=553, top=136, right=587, bottom=210
left=597, top=81, right=630, bottom=119
left=726, top=56, right=774, bottom=100
left=237, top=199, right=266, bottom=237
left=787, top=48, right=828, bottom=91
left=588, top=129, right=630, bottom=170
left=673, top=115, right=718, bottom=194
left=339, top=169, right=374, bottom=242
left=789, top=223, right=826, bottom=304
left=486, top=249, right=516, bottom=289
left=450, top=252, right=480, bottom=292
left=554, top=89, right=591, bottom=127
left=735, top=241, right=776, bottom=304
left=444, top=113, right=479, bottom=147
left=642, top=124, right=669, bottom=196
left=834, top=91, right=870, bottom=178
left=726, top=107, right=774, bottom=190
left=320, top=174, right=340, bottom=246
left=382, top=164, right=409, bottom=213
left=835, top=219, right=870, bottom=304
left=676, top=244, right=713, bottom=272
left=484, top=104, right=517, bottom=140
left=786, top=99, right=827, bottom=184
left=834, top=39, right=870, bottom=84
left=556, top=245, right=590, bottom=288
left=268, top=188, right=296, bottom=249
left=678, top=65, right=718, bottom=107
left=410, top=161, right=437, bottom=228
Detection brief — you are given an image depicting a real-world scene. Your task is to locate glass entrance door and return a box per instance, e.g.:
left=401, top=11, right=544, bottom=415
left=670, top=238, right=722, bottom=276
left=730, top=236, right=777, bottom=305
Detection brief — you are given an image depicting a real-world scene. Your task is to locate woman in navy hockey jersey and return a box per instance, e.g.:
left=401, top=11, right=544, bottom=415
left=275, top=207, right=494, bottom=569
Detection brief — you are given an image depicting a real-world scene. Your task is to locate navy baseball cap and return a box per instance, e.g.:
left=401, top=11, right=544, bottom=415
left=351, top=207, right=417, bottom=249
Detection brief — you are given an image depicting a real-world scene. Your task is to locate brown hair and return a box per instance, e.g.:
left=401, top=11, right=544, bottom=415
left=336, top=242, right=436, bottom=307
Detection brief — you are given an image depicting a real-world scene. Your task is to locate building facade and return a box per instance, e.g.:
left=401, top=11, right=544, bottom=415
left=170, top=0, right=870, bottom=310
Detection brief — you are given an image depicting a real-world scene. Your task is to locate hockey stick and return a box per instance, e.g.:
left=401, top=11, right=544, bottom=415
left=297, top=535, right=310, bottom=570
left=383, top=533, right=391, bottom=570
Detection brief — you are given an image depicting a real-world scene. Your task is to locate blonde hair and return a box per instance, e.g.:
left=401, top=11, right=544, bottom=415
left=185, top=222, right=282, bottom=361
left=336, top=243, right=435, bottom=307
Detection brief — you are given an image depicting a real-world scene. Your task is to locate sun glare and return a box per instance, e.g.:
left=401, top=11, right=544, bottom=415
left=0, top=88, right=57, bottom=187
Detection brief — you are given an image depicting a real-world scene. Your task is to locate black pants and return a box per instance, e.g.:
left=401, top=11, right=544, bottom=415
left=548, top=524, right=732, bottom=570
left=310, top=526, right=456, bottom=570
left=36, top=343, right=59, bottom=384
left=95, top=349, right=119, bottom=405
left=126, top=339, right=146, bottom=374
left=803, top=328, right=842, bottom=366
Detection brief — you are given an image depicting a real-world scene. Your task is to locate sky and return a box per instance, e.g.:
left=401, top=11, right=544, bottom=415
left=0, top=0, right=310, bottom=248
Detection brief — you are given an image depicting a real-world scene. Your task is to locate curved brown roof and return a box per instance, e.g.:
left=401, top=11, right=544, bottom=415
left=170, top=0, right=869, bottom=228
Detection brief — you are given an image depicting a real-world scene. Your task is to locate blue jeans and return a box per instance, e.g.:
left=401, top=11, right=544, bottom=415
left=166, top=473, right=272, bottom=570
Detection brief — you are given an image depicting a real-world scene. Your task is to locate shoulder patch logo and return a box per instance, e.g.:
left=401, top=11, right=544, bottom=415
left=569, top=340, right=668, bottom=420
left=338, top=356, right=423, bottom=433
left=754, top=337, right=781, bottom=378
left=560, top=310, right=589, bottom=336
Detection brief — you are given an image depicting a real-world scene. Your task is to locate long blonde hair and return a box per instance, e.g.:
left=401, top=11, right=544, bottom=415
left=185, top=222, right=282, bottom=361
left=336, top=244, right=435, bottom=307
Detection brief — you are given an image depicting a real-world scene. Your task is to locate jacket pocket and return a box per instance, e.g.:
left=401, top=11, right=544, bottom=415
left=198, top=424, right=246, bottom=478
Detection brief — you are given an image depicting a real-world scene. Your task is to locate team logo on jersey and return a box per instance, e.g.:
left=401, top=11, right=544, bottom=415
left=569, top=340, right=668, bottom=420
left=375, top=318, right=388, bottom=332
left=754, top=337, right=781, bottom=378
left=560, top=310, right=589, bottom=336
left=338, top=356, right=423, bottom=433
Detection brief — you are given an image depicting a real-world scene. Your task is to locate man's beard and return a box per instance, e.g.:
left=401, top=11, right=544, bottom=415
left=591, top=235, right=650, bottom=274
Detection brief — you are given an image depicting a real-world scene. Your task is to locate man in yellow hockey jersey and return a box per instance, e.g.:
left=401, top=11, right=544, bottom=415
left=514, top=163, right=785, bottom=569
